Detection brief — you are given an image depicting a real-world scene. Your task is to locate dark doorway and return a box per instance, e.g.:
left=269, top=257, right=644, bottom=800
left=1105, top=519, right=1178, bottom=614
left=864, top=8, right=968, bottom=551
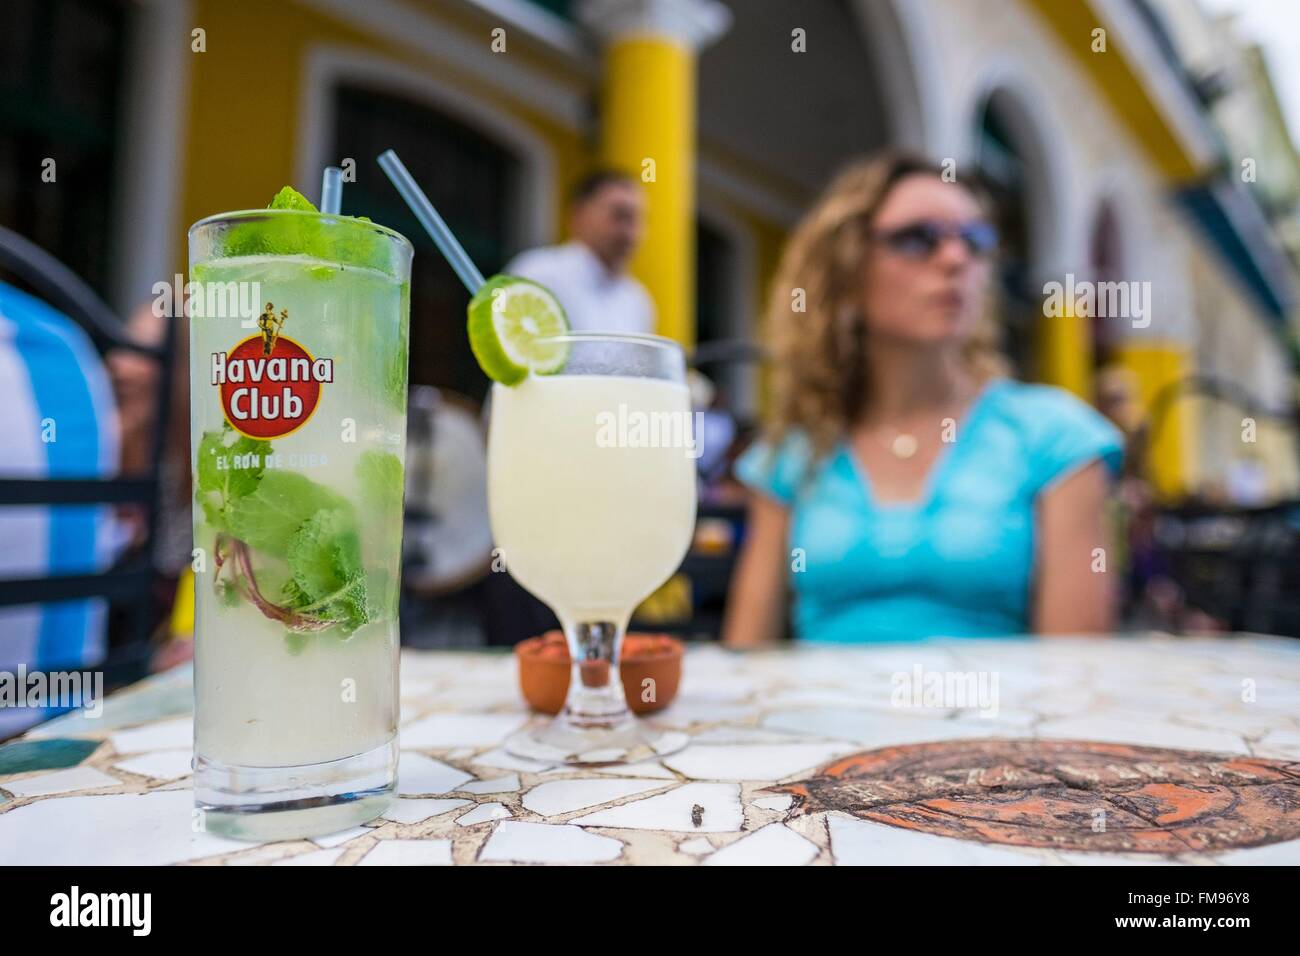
left=695, top=217, right=751, bottom=418
left=975, top=96, right=1036, bottom=377
left=331, top=85, right=522, bottom=403
left=1089, top=199, right=1123, bottom=368
left=696, top=220, right=734, bottom=353
left=0, top=0, right=130, bottom=297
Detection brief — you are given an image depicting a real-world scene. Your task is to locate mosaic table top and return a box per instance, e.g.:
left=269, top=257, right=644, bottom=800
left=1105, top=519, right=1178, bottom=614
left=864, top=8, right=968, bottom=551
left=2, top=635, right=1299, bottom=866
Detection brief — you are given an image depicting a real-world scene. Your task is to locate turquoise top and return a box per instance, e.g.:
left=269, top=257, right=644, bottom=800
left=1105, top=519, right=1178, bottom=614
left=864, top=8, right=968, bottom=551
left=735, top=380, right=1124, bottom=643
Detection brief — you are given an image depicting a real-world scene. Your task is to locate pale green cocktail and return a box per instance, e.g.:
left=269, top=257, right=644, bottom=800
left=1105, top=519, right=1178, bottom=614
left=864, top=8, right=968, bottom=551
left=187, top=193, right=411, bottom=839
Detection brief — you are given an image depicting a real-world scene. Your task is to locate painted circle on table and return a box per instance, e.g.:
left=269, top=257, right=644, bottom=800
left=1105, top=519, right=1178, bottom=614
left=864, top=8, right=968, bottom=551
left=775, top=739, right=1300, bottom=854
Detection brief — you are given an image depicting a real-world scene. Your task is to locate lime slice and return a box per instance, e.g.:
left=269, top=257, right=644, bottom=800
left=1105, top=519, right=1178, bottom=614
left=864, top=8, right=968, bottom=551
left=467, top=275, right=570, bottom=385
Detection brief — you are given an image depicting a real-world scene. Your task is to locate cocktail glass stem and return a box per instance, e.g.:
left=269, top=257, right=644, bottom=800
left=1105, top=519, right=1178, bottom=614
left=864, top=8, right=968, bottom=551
left=503, top=616, right=688, bottom=764
left=562, top=620, right=628, bottom=728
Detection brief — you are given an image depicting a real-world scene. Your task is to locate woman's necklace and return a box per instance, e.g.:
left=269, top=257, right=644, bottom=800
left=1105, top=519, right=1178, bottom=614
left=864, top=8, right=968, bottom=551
left=876, top=428, right=919, bottom=460
left=867, top=378, right=978, bottom=461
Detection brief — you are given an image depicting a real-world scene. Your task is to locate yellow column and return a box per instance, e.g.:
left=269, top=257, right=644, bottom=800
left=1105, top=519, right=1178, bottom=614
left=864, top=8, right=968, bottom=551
left=1036, top=296, right=1094, bottom=401
left=583, top=0, right=731, bottom=347
left=1113, top=341, right=1196, bottom=499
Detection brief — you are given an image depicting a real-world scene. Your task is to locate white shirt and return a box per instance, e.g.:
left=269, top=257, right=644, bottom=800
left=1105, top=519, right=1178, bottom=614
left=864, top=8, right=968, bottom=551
left=505, top=241, right=655, bottom=336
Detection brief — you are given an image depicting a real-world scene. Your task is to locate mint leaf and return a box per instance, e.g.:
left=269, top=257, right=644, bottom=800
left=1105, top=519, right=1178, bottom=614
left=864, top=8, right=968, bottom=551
left=283, top=508, right=369, bottom=635
left=268, top=186, right=317, bottom=212
left=384, top=284, right=410, bottom=411
left=226, top=470, right=349, bottom=559
left=288, top=509, right=360, bottom=598
left=195, top=425, right=271, bottom=528
left=223, top=186, right=396, bottom=273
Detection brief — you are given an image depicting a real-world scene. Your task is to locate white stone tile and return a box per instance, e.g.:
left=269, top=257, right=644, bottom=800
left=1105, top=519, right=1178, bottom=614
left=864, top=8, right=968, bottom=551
left=703, top=823, right=818, bottom=866
left=24, top=664, right=192, bottom=739
left=823, top=646, right=924, bottom=670
left=1019, top=687, right=1098, bottom=717
left=360, top=839, right=452, bottom=866
left=399, top=678, right=439, bottom=700
left=587, top=760, right=677, bottom=779
left=398, top=752, right=474, bottom=795
left=1177, top=708, right=1288, bottom=738
left=752, top=795, right=793, bottom=812
left=572, top=782, right=742, bottom=832
left=1212, top=838, right=1300, bottom=865
left=457, top=802, right=512, bottom=825
left=445, top=748, right=475, bottom=760
left=458, top=773, right=520, bottom=795
left=479, top=820, right=623, bottom=864
left=400, top=651, right=455, bottom=673
left=400, top=713, right=528, bottom=749
left=1, top=765, right=120, bottom=798
left=108, top=717, right=193, bottom=754
left=113, top=749, right=193, bottom=781
left=1036, top=716, right=1250, bottom=754
left=662, top=743, right=854, bottom=781
left=678, top=837, right=714, bottom=856
left=1253, top=728, right=1300, bottom=759
left=828, top=813, right=1042, bottom=866
left=417, top=685, right=524, bottom=710
left=382, top=798, right=470, bottom=824
left=950, top=707, right=1039, bottom=727
left=758, top=687, right=891, bottom=711
left=653, top=700, right=759, bottom=727
left=0, top=789, right=252, bottom=865
left=690, top=725, right=808, bottom=745
left=761, top=708, right=1029, bottom=748
left=678, top=645, right=753, bottom=680
left=675, top=674, right=758, bottom=702
left=471, top=747, right=554, bottom=773
left=272, top=847, right=346, bottom=866
left=522, top=778, right=666, bottom=816
left=311, top=825, right=374, bottom=848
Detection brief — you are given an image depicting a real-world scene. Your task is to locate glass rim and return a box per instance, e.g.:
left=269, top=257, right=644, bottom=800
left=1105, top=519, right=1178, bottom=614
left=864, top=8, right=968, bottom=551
left=187, top=208, right=414, bottom=253
left=534, top=330, right=684, bottom=353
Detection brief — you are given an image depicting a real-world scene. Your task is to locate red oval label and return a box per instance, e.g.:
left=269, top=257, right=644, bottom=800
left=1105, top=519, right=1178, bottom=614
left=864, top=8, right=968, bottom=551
left=217, top=335, right=324, bottom=440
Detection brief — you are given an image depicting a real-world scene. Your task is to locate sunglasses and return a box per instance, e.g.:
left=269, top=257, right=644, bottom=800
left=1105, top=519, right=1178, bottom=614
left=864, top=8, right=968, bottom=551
left=872, top=220, right=999, bottom=259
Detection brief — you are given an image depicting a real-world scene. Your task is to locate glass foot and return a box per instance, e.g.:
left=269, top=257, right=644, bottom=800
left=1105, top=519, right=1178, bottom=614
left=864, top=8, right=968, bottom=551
left=194, top=736, right=396, bottom=841
left=505, top=714, right=688, bottom=765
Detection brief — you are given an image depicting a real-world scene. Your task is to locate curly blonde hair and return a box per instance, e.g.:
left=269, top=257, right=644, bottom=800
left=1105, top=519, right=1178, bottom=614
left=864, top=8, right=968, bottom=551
left=764, top=152, right=1008, bottom=459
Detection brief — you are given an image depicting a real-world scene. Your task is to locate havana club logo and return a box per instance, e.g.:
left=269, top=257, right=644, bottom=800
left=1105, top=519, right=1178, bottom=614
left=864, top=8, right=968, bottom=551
left=210, top=302, right=333, bottom=439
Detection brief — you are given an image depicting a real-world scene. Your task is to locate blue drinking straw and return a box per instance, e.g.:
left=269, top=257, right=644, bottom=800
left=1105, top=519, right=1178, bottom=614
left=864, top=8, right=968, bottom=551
left=320, top=166, right=343, bottom=214
left=377, top=149, right=485, bottom=294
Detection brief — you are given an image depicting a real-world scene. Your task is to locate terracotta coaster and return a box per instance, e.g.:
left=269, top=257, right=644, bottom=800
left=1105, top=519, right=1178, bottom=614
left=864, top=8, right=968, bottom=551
left=775, top=738, right=1300, bottom=854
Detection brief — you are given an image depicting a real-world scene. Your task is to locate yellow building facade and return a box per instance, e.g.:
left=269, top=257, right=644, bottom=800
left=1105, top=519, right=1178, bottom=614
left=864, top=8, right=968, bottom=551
left=150, top=0, right=1297, bottom=502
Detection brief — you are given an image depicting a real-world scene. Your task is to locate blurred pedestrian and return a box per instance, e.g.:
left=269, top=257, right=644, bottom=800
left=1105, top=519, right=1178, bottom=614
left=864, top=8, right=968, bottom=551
left=504, top=170, right=654, bottom=335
